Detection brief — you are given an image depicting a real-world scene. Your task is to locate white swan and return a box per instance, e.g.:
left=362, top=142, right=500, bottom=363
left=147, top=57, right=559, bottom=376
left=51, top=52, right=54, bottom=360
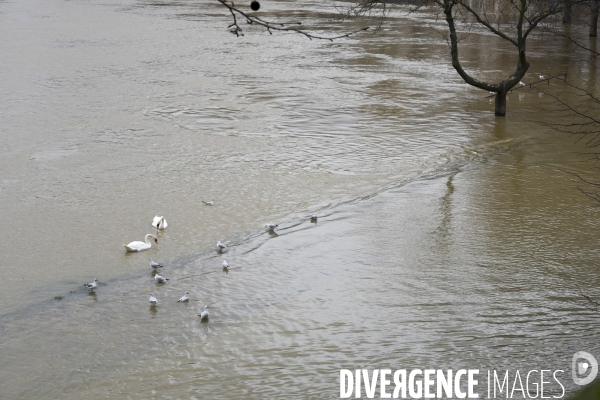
left=177, top=291, right=190, bottom=302
left=149, top=293, right=157, bottom=305
left=198, top=305, right=210, bottom=320
left=123, top=234, right=157, bottom=252
left=152, top=216, right=168, bottom=230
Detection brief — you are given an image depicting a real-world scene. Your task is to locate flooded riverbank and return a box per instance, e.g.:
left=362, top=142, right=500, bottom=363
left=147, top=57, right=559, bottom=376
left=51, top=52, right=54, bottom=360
left=0, top=0, right=599, bottom=398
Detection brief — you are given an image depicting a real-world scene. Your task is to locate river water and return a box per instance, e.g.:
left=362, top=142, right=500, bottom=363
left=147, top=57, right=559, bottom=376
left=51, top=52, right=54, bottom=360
left=1, top=0, right=599, bottom=398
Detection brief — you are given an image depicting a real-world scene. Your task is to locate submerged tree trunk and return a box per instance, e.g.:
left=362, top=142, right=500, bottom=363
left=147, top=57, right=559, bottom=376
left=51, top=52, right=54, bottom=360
left=562, top=2, right=572, bottom=24
left=440, top=0, right=536, bottom=117
left=495, top=91, right=507, bottom=116
left=591, top=0, right=599, bottom=37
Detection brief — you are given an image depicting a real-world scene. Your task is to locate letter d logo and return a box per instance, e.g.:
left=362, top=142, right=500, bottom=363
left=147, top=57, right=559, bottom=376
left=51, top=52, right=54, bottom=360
left=572, top=351, right=598, bottom=386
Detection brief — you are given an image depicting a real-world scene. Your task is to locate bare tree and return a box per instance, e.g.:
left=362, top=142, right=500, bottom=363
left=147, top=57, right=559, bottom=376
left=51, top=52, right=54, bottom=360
left=589, top=0, right=599, bottom=36
left=351, top=0, right=570, bottom=116
left=214, top=1, right=594, bottom=117
left=562, top=0, right=573, bottom=23
left=559, top=0, right=599, bottom=36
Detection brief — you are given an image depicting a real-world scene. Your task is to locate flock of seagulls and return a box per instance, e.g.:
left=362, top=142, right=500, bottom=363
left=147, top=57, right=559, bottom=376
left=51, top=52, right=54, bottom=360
left=84, top=201, right=320, bottom=322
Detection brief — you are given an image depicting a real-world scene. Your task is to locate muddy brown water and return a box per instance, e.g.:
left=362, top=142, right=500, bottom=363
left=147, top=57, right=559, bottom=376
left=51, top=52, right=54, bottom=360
left=0, top=0, right=599, bottom=398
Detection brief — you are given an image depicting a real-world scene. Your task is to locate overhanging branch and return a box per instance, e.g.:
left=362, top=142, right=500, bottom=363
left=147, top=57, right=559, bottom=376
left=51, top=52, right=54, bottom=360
left=216, top=0, right=368, bottom=40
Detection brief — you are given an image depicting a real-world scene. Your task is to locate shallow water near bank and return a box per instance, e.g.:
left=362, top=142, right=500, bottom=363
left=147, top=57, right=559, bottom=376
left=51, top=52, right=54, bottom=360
left=0, top=0, right=599, bottom=398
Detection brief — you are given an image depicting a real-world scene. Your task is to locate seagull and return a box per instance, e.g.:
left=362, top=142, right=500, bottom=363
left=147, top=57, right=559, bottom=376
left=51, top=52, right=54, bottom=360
left=310, top=214, right=318, bottom=222
left=217, top=241, right=227, bottom=251
left=155, top=274, right=169, bottom=283
left=177, top=291, right=190, bottom=302
left=222, top=260, right=229, bottom=270
left=84, top=278, right=98, bottom=290
left=198, top=305, right=210, bottom=320
left=152, top=216, right=168, bottom=230
left=202, top=199, right=214, bottom=206
left=519, top=81, right=526, bottom=87
left=489, top=91, right=495, bottom=96
left=265, top=223, right=278, bottom=231
left=539, top=75, right=545, bottom=80
left=150, top=259, right=163, bottom=269
left=149, top=293, right=157, bottom=305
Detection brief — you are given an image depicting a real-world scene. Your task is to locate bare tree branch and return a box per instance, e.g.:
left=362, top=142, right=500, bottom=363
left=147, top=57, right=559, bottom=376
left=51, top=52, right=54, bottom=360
left=541, top=25, right=600, bottom=57
left=456, top=0, right=519, bottom=46
left=581, top=294, right=600, bottom=310
left=216, top=0, right=368, bottom=40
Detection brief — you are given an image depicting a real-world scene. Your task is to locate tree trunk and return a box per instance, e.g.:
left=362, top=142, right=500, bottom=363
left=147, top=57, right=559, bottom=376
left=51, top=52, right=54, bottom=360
left=495, top=91, right=507, bottom=116
left=562, top=2, right=572, bottom=24
left=591, top=0, right=599, bottom=37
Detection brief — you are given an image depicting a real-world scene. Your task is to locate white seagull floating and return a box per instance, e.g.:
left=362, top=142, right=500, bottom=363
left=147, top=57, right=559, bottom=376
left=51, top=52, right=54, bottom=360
left=150, top=259, right=163, bottom=268
left=84, top=278, right=98, bottom=290
left=124, top=234, right=158, bottom=252
left=155, top=274, right=169, bottom=283
left=489, top=91, right=495, bottom=96
left=177, top=291, right=190, bottom=302
left=198, top=305, right=210, bottom=320
left=222, top=260, right=229, bottom=270
left=519, top=81, right=526, bottom=87
left=265, top=223, right=278, bottom=231
left=202, top=199, right=214, bottom=206
left=149, top=293, right=157, bottom=305
left=152, top=216, right=168, bottom=230
left=539, top=75, right=545, bottom=80
left=217, top=241, right=227, bottom=251
left=310, top=214, right=318, bottom=221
